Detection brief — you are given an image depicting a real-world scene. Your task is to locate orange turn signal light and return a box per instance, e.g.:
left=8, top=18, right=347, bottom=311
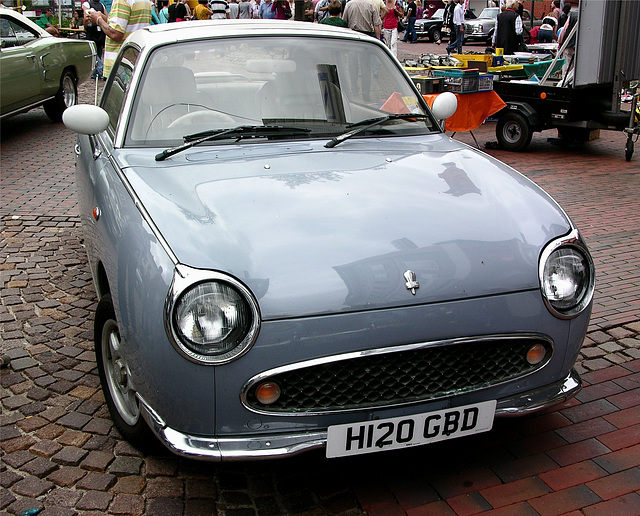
left=255, top=382, right=281, bottom=405
left=540, top=92, right=547, bottom=100
left=526, top=344, right=547, bottom=365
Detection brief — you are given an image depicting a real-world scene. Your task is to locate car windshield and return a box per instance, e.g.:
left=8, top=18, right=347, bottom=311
left=431, top=8, right=444, bottom=19
left=477, top=7, right=499, bottom=19
left=126, top=35, right=438, bottom=147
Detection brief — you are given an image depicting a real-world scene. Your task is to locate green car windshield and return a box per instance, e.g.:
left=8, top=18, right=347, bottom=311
left=126, top=36, right=438, bottom=146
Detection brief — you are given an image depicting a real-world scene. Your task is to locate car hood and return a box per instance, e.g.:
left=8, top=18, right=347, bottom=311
left=119, top=135, right=570, bottom=319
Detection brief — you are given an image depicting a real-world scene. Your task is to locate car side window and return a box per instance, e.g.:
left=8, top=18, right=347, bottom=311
left=0, top=18, right=38, bottom=49
left=102, top=46, right=140, bottom=137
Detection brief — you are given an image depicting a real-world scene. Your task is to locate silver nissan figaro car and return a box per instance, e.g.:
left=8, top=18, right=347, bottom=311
left=63, top=20, right=594, bottom=461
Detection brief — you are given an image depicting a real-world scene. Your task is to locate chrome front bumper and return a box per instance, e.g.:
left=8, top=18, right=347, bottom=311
left=138, top=369, right=581, bottom=461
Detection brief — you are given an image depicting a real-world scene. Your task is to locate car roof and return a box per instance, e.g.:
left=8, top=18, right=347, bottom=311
left=127, top=19, right=368, bottom=49
left=0, top=8, right=52, bottom=37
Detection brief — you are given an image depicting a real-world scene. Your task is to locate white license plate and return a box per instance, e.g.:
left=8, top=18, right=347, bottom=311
left=326, top=400, right=496, bottom=458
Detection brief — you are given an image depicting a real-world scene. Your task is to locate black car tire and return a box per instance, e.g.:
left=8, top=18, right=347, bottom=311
left=430, top=27, right=441, bottom=43
left=43, top=69, right=77, bottom=122
left=496, top=112, right=533, bottom=151
left=95, top=294, right=155, bottom=448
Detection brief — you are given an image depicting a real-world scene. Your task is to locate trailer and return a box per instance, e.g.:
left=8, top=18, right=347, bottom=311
left=492, top=0, right=640, bottom=161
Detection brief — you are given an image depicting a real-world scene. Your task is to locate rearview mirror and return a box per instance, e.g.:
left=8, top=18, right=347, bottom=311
left=431, top=92, right=458, bottom=120
left=63, top=104, right=110, bottom=135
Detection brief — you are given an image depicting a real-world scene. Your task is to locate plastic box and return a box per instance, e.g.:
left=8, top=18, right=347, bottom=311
left=478, top=73, right=494, bottom=91
left=444, top=75, right=479, bottom=94
left=412, top=76, right=445, bottom=94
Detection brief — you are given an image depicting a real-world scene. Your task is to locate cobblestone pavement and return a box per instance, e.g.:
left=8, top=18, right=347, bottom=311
left=1, top=71, right=640, bottom=515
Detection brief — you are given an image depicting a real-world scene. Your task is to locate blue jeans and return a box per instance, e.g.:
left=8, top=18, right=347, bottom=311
left=403, top=16, right=417, bottom=42
left=538, top=29, right=553, bottom=43
left=92, top=55, right=104, bottom=79
left=446, top=24, right=463, bottom=54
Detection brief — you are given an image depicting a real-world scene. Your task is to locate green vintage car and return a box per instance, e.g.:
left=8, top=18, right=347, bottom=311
left=0, top=9, right=95, bottom=121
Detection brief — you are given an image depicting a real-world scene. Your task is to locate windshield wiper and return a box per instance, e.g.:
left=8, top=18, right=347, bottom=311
left=325, top=113, right=430, bottom=149
left=155, top=125, right=311, bottom=161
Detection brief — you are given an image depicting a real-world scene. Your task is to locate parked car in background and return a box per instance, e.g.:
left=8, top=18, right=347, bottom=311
left=63, top=20, right=594, bottom=461
left=415, top=7, right=476, bottom=43
left=463, top=6, right=536, bottom=45
left=0, top=9, right=95, bottom=121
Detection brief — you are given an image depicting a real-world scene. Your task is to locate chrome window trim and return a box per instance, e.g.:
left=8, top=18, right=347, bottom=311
left=241, top=333, right=555, bottom=416
left=164, top=264, right=261, bottom=365
left=538, top=228, right=596, bottom=319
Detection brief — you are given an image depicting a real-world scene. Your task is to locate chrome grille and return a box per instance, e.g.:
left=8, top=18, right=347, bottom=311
left=244, top=337, right=552, bottom=414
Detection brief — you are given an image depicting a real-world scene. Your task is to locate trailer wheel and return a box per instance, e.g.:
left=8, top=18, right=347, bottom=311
left=626, top=135, right=634, bottom=162
left=496, top=112, right=532, bottom=151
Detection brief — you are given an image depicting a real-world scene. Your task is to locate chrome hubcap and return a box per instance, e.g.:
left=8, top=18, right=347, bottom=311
left=102, top=319, right=139, bottom=426
left=62, top=75, right=76, bottom=109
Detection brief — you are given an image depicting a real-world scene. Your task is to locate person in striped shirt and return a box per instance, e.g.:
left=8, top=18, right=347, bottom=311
left=86, top=0, right=152, bottom=78
left=209, top=0, right=230, bottom=18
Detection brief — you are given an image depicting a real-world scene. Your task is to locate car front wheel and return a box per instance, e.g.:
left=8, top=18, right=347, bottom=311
left=43, top=70, right=77, bottom=122
left=95, top=294, right=154, bottom=448
left=496, top=112, right=533, bottom=151
left=430, top=27, right=441, bottom=43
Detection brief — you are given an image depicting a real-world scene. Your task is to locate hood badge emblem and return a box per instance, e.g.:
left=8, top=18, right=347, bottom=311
left=403, top=270, right=419, bottom=295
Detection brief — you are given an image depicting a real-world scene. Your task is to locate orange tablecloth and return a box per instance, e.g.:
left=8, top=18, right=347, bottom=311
left=423, top=91, right=506, bottom=133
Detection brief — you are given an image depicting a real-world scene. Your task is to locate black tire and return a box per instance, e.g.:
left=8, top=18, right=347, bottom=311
left=626, top=136, right=634, bottom=162
left=496, top=112, right=533, bottom=151
left=43, top=69, right=77, bottom=122
left=430, top=27, right=441, bottom=43
left=94, top=294, right=154, bottom=449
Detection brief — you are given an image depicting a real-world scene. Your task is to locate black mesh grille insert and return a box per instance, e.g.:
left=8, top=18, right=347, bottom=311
left=245, top=338, right=551, bottom=413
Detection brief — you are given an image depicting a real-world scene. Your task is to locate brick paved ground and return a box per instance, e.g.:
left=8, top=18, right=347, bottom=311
left=1, top=61, right=640, bottom=515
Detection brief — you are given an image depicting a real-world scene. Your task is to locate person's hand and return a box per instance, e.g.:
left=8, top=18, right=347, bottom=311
left=87, top=9, right=100, bottom=24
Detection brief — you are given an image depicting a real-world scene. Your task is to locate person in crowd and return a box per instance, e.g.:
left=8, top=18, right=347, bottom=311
left=302, top=0, right=314, bottom=21
left=251, top=0, right=261, bottom=18
left=238, top=0, right=251, bottom=17
left=492, top=0, right=522, bottom=55
left=319, top=0, right=346, bottom=26
left=259, top=0, right=275, bottom=18
left=229, top=0, right=239, bottom=18
left=181, top=0, right=192, bottom=19
left=149, top=0, right=161, bottom=23
left=70, top=10, right=81, bottom=28
left=445, top=0, right=464, bottom=55
left=558, top=6, right=577, bottom=80
left=36, top=8, right=60, bottom=36
left=210, top=0, right=230, bottom=18
left=558, top=2, right=570, bottom=30
left=342, top=0, right=380, bottom=37
left=401, top=0, right=417, bottom=43
left=537, top=13, right=557, bottom=43
left=315, top=0, right=329, bottom=23
left=550, top=0, right=560, bottom=20
left=86, top=0, right=151, bottom=78
left=442, top=0, right=455, bottom=43
left=382, top=0, right=403, bottom=56
left=194, top=0, right=212, bottom=18
left=342, top=0, right=381, bottom=101
left=158, top=0, right=169, bottom=21
left=168, top=0, right=187, bottom=21
left=415, top=0, right=422, bottom=19
left=271, top=0, right=290, bottom=18
left=82, top=0, right=106, bottom=78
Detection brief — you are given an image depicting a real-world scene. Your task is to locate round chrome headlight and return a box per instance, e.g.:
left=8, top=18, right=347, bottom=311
left=166, top=266, right=260, bottom=364
left=540, top=231, right=595, bottom=319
